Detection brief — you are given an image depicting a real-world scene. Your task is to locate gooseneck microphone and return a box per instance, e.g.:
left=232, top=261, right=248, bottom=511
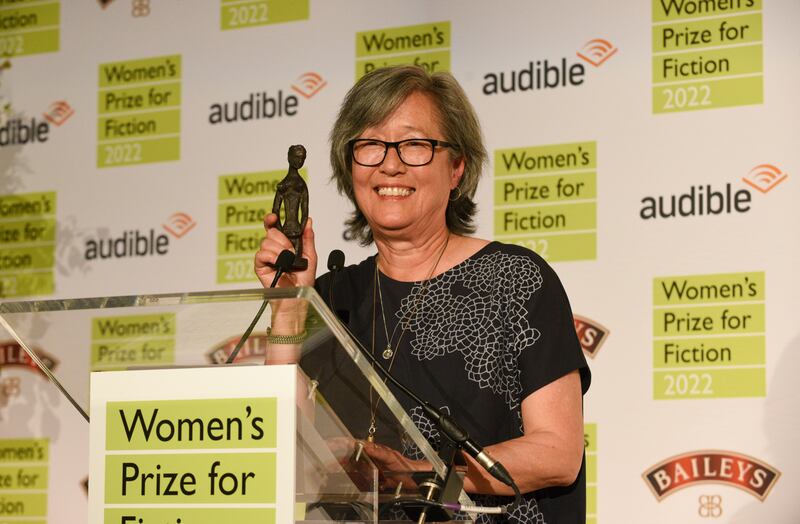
left=327, top=249, right=345, bottom=272
left=323, top=251, right=521, bottom=505
left=326, top=249, right=345, bottom=318
left=225, top=249, right=296, bottom=364
left=363, top=348, right=518, bottom=492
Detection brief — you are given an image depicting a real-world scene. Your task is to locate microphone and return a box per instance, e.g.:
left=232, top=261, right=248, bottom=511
left=316, top=251, right=521, bottom=511
left=327, top=249, right=345, bottom=272
left=226, top=249, right=296, bottom=364
left=271, top=249, right=297, bottom=285
left=370, top=358, right=517, bottom=490
left=324, top=294, right=520, bottom=492
left=433, top=408, right=516, bottom=489
left=326, top=250, right=346, bottom=321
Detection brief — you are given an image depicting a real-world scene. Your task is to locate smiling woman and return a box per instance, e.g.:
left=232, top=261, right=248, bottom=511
left=255, top=65, right=590, bottom=524
left=329, top=67, right=485, bottom=247
left=346, top=91, right=463, bottom=245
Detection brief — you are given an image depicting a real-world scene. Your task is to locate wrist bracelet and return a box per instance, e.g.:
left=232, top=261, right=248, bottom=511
left=266, top=327, right=307, bottom=345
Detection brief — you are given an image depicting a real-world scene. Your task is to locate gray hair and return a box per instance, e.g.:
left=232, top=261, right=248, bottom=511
left=329, top=65, right=487, bottom=245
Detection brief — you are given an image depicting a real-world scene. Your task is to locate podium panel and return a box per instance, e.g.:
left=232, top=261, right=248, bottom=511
left=0, top=288, right=472, bottom=522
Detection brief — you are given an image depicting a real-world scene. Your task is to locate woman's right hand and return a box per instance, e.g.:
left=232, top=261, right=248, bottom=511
left=254, top=213, right=318, bottom=289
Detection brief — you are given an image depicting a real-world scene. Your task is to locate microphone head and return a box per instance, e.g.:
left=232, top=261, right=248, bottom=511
left=276, top=249, right=296, bottom=271
left=327, top=249, right=345, bottom=271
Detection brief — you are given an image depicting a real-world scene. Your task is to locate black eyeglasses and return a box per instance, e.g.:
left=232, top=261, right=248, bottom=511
left=349, top=138, right=456, bottom=167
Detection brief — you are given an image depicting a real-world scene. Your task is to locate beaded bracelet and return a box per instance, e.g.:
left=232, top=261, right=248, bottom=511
left=266, top=327, right=307, bottom=344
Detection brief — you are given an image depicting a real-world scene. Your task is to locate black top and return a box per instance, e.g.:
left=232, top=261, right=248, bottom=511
left=311, top=241, right=591, bottom=524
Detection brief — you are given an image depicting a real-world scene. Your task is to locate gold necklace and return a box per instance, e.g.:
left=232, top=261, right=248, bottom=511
left=367, top=234, right=450, bottom=441
left=375, top=234, right=450, bottom=360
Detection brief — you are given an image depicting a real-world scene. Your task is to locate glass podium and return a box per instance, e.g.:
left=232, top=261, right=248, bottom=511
left=0, top=287, right=473, bottom=523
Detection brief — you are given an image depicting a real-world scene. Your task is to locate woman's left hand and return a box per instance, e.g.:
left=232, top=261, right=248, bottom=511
left=361, top=441, right=428, bottom=490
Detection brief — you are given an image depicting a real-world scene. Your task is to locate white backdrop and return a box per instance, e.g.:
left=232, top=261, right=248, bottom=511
left=0, top=1, right=798, bottom=522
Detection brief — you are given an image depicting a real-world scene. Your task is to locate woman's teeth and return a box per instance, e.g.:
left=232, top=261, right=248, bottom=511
left=377, top=187, right=414, bottom=196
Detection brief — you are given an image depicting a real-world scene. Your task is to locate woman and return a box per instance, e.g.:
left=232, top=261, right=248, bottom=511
left=255, top=65, right=590, bottom=523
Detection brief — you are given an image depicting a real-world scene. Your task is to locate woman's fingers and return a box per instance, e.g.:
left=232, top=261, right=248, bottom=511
left=255, top=214, right=318, bottom=289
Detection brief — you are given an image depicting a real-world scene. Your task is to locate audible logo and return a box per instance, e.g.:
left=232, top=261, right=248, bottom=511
left=208, top=74, right=324, bottom=124
left=162, top=212, right=196, bottom=239
left=84, top=229, right=168, bottom=260
left=483, top=59, right=584, bottom=95
left=291, top=72, right=327, bottom=99
left=97, top=54, right=182, bottom=167
left=0, top=1, right=60, bottom=58
left=216, top=168, right=307, bottom=284
left=653, top=271, right=766, bottom=399
left=356, top=21, right=450, bottom=80
left=493, top=141, right=597, bottom=262
left=0, top=191, right=56, bottom=298
left=0, top=117, right=50, bottom=146
left=90, top=313, right=176, bottom=371
left=644, top=450, right=779, bottom=501
left=482, top=38, right=613, bottom=96
left=220, top=0, right=309, bottom=31
left=0, top=437, right=49, bottom=520
left=83, top=213, right=194, bottom=261
left=640, top=183, right=751, bottom=219
left=652, top=0, right=763, bottom=113
left=577, top=39, right=618, bottom=67
left=42, top=100, right=74, bottom=126
left=742, top=164, right=788, bottom=194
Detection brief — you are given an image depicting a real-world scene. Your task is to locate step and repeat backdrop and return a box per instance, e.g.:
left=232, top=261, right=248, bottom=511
left=0, top=0, right=798, bottom=522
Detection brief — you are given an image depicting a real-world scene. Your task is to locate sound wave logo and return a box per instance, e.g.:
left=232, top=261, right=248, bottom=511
left=42, top=100, right=74, bottom=126
left=576, top=38, right=618, bottom=67
left=291, top=72, right=328, bottom=99
left=742, top=164, right=788, bottom=194
left=162, top=212, right=196, bottom=239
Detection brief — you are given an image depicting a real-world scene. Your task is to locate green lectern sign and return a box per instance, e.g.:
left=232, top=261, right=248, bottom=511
left=89, top=365, right=297, bottom=524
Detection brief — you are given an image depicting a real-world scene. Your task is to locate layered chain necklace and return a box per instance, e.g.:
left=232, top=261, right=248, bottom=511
left=367, top=234, right=450, bottom=441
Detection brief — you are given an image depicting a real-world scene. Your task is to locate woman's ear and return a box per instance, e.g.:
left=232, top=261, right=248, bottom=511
left=451, top=156, right=466, bottom=189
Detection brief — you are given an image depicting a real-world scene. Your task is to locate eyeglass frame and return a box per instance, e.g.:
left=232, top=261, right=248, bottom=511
left=348, top=138, right=457, bottom=167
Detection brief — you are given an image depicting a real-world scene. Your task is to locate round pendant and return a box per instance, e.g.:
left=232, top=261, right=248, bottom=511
left=382, top=346, right=393, bottom=360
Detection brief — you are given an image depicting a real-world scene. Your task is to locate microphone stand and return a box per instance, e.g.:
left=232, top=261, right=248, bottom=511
left=225, top=250, right=296, bottom=364
left=326, top=260, right=521, bottom=523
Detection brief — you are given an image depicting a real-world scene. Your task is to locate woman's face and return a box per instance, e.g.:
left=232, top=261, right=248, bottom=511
left=351, top=91, right=464, bottom=242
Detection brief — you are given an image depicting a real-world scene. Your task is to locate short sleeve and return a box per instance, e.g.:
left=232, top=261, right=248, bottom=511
left=517, top=255, right=591, bottom=400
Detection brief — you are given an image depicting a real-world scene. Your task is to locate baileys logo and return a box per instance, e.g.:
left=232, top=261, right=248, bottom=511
left=573, top=315, right=609, bottom=358
left=0, top=342, right=57, bottom=377
left=207, top=334, right=268, bottom=364
left=643, top=450, right=780, bottom=501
